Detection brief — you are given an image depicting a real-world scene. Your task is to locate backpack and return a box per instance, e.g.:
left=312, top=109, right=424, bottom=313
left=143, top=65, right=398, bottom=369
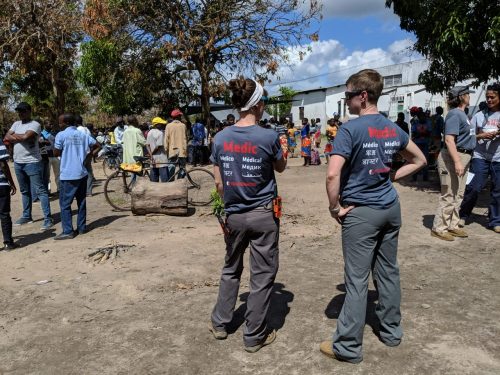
left=310, top=149, right=321, bottom=165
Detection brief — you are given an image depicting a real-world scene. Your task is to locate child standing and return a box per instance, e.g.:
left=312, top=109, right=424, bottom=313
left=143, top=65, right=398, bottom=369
left=0, top=140, right=19, bottom=251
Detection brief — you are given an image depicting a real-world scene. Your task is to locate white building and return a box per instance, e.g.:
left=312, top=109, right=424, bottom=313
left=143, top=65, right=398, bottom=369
left=289, top=59, right=490, bottom=127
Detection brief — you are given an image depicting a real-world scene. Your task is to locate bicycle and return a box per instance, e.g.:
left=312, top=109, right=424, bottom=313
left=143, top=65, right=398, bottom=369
left=103, top=154, right=215, bottom=211
left=100, top=144, right=123, bottom=177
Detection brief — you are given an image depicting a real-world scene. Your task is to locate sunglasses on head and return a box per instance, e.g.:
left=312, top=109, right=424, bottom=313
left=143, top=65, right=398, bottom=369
left=260, top=96, right=269, bottom=104
left=344, top=90, right=364, bottom=100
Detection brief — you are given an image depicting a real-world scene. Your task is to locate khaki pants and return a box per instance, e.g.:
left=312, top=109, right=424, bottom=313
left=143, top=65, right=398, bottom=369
left=432, top=149, right=471, bottom=233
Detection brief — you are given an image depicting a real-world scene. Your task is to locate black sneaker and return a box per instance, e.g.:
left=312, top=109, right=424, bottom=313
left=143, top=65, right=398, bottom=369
left=3, top=242, right=20, bottom=251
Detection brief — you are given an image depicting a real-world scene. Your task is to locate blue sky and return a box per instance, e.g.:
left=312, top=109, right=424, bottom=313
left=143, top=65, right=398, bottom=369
left=267, top=0, right=421, bottom=94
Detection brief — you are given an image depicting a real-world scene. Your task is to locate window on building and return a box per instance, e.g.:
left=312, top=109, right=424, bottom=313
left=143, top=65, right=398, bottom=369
left=299, top=106, right=304, bottom=120
left=384, top=74, right=403, bottom=87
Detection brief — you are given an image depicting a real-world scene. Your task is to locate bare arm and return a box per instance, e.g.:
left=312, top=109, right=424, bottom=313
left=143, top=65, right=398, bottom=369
left=326, top=155, right=345, bottom=209
left=273, top=157, right=287, bottom=173
left=53, top=148, right=61, bottom=158
left=5, top=130, right=38, bottom=143
left=91, top=142, right=101, bottom=156
left=444, top=134, right=465, bottom=176
left=214, top=165, right=223, bottom=197
left=326, top=155, right=354, bottom=224
left=393, top=140, right=427, bottom=181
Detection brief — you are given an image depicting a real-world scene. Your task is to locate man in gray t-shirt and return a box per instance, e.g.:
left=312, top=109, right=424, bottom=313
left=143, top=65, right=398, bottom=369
left=4, top=102, right=53, bottom=230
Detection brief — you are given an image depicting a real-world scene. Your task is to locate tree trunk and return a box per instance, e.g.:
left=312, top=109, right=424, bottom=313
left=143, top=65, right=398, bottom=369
left=200, top=72, right=211, bottom=124
left=130, top=177, right=188, bottom=216
left=51, top=66, right=66, bottom=117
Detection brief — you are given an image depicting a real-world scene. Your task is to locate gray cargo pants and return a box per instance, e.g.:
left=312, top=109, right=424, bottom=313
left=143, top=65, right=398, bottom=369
left=211, top=206, right=280, bottom=347
left=332, top=201, right=403, bottom=363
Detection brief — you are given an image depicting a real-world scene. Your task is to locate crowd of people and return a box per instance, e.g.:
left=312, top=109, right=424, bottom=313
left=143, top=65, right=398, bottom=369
left=0, top=69, right=497, bottom=365
left=0, top=106, right=211, bottom=247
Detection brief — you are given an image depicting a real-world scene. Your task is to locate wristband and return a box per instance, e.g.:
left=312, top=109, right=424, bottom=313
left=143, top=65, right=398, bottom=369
left=329, top=205, right=341, bottom=215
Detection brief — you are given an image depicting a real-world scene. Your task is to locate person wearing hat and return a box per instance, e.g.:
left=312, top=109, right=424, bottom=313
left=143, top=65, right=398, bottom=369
left=164, top=109, right=188, bottom=178
left=4, top=102, right=53, bottom=230
left=431, top=85, right=476, bottom=241
left=147, top=117, right=169, bottom=182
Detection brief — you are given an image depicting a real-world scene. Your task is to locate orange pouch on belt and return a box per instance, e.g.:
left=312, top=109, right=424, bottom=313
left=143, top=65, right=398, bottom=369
left=273, top=196, right=282, bottom=219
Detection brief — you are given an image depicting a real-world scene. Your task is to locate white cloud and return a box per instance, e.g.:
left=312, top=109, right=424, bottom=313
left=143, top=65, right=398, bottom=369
left=268, top=38, right=419, bottom=94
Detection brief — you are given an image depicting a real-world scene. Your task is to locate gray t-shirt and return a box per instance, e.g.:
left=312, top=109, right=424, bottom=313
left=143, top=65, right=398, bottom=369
left=10, top=120, right=42, bottom=163
left=444, top=108, right=476, bottom=151
left=146, top=128, right=168, bottom=164
left=332, top=114, right=409, bottom=209
left=472, top=110, right=500, bottom=162
left=210, top=125, right=283, bottom=214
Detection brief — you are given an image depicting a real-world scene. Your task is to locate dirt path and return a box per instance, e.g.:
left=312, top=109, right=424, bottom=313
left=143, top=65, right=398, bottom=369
left=0, top=158, right=499, bottom=374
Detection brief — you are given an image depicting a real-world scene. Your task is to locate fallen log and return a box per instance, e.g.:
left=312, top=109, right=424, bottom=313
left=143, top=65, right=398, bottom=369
left=130, top=177, right=188, bottom=216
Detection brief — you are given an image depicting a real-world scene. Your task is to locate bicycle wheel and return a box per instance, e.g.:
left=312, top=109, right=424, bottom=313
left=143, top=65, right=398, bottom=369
left=186, top=168, right=215, bottom=206
left=104, top=170, right=133, bottom=211
left=103, top=158, right=117, bottom=177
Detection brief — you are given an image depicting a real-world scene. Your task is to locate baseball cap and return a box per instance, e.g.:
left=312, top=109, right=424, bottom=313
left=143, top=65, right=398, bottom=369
left=151, top=117, right=167, bottom=126
left=171, top=109, right=183, bottom=117
left=448, top=85, right=475, bottom=98
left=15, top=102, right=31, bottom=112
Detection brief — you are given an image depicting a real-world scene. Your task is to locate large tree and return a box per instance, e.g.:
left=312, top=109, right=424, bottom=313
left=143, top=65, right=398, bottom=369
left=386, top=0, right=500, bottom=92
left=0, top=0, right=83, bottom=118
left=269, top=86, right=297, bottom=119
left=82, top=0, right=321, bottom=120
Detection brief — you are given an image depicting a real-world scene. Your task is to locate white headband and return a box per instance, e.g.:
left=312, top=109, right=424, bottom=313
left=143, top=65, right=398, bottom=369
left=240, top=80, right=264, bottom=112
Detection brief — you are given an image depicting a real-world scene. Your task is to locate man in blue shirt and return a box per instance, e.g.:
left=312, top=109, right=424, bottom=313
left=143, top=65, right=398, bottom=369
left=53, top=113, right=99, bottom=240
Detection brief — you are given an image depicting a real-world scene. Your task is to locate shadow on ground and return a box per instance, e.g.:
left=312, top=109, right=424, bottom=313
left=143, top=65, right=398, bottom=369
left=324, top=283, right=379, bottom=332
left=87, top=215, right=128, bottom=231
left=226, top=283, right=294, bottom=334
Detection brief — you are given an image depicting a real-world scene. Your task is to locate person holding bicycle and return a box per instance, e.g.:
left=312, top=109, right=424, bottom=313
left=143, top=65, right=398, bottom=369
left=146, top=117, right=169, bottom=182
left=209, top=77, right=287, bottom=353
left=164, top=109, right=188, bottom=179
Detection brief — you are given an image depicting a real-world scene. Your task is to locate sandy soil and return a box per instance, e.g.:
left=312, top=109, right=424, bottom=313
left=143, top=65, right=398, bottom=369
left=0, top=156, right=499, bottom=375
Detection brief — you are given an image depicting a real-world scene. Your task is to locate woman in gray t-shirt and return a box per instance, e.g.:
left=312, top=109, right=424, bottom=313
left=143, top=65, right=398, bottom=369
left=431, top=86, right=476, bottom=241
left=209, top=77, right=287, bottom=353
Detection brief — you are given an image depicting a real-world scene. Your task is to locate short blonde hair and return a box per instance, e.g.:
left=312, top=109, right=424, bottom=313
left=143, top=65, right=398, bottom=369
left=346, top=69, right=384, bottom=104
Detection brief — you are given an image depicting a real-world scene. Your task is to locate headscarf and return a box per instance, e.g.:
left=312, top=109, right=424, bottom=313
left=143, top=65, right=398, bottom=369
left=240, top=80, right=264, bottom=112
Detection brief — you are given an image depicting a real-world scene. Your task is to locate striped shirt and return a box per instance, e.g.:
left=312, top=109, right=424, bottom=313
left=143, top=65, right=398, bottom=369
left=0, top=142, right=10, bottom=186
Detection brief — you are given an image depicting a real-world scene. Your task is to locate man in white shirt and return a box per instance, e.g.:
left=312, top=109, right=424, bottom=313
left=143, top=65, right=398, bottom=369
left=114, top=117, right=127, bottom=145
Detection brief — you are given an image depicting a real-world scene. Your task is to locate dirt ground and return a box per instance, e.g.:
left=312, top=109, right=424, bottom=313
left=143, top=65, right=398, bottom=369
left=0, top=156, right=499, bottom=375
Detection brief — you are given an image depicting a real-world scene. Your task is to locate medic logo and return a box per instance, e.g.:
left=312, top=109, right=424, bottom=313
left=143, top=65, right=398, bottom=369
left=223, top=141, right=258, bottom=154
left=368, top=127, right=397, bottom=139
